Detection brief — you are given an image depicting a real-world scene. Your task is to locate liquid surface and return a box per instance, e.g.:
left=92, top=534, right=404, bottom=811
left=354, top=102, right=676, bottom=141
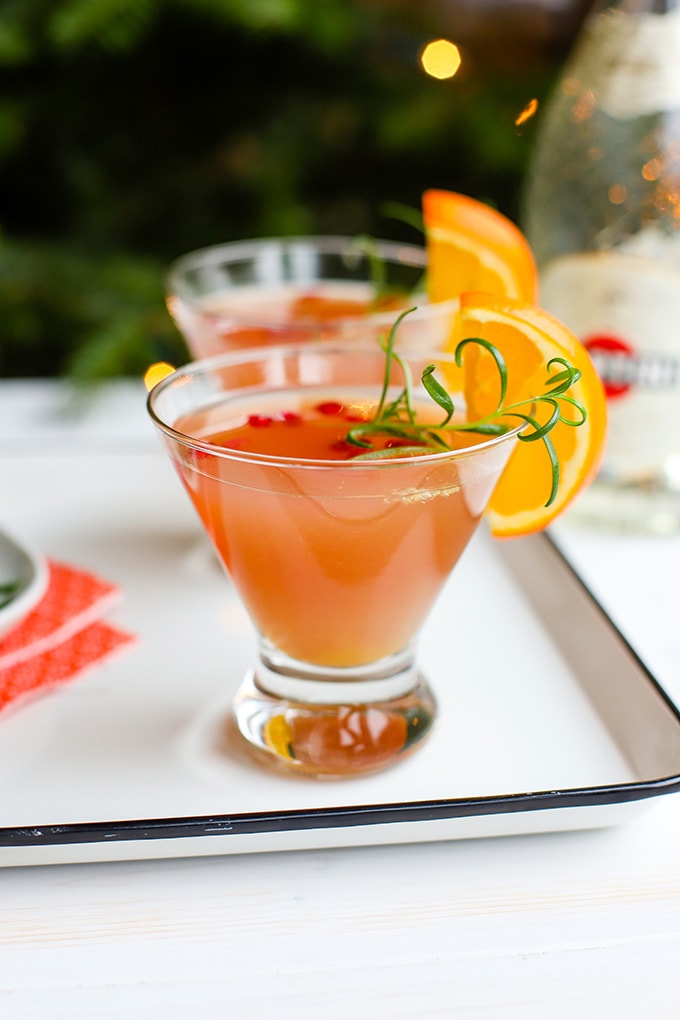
left=198, top=283, right=410, bottom=324
left=169, top=389, right=510, bottom=668
left=172, top=282, right=444, bottom=360
left=178, top=391, right=484, bottom=461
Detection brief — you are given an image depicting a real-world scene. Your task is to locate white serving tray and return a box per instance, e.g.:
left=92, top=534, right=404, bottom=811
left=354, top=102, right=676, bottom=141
left=1, top=445, right=679, bottom=867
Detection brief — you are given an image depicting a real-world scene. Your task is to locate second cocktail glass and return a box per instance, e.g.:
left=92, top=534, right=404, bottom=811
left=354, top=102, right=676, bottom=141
left=148, top=344, right=520, bottom=778
left=166, top=235, right=458, bottom=358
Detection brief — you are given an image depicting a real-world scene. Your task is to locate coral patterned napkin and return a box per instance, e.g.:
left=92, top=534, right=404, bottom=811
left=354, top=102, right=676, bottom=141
left=0, top=560, right=135, bottom=713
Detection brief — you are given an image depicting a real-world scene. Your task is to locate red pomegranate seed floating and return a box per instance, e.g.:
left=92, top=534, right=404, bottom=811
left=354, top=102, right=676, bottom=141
left=315, top=401, right=344, bottom=416
left=247, top=414, right=273, bottom=428
left=331, top=439, right=354, bottom=453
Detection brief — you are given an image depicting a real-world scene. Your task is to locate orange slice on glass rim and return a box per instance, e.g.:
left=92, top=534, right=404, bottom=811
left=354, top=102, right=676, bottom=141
left=422, top=189, right=538, bottom=303
left=454, top=292, right=607, bottom=537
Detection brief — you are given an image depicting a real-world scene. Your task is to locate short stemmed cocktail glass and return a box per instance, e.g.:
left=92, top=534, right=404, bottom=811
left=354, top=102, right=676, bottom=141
left=166, top=236, right=458, bottom=358
left=147, top=343, right=520, bottom=778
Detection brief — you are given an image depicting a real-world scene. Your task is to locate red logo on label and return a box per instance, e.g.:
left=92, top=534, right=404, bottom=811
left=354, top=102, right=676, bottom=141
left=583, top=334, right=635, bottom=399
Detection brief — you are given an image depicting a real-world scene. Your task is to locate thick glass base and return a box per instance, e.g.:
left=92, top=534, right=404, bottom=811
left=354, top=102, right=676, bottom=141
left=232, top=651, right=437, bottom=778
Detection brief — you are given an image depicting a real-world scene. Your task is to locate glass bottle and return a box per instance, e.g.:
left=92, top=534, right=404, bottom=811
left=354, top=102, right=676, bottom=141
left=523, top=0, right=680, bottom=533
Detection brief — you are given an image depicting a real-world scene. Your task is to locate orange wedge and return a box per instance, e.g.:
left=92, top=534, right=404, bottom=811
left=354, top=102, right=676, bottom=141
left=423, top=189, right=538, bottom=303
left=454, top=293, right=607, bottom=537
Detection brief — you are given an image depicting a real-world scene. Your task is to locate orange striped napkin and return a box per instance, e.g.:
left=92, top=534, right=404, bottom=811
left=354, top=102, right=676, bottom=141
left=0, top=561, right=135, bottom=713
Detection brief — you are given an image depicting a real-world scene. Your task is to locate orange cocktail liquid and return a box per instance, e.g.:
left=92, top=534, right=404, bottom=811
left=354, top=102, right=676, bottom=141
left=173, top=393, right=496, bottom=668
left=186, top=286, right=410, bottom=357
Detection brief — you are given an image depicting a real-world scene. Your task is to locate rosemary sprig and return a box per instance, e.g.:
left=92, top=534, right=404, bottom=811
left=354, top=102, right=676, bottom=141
left=380, top=201, right=425, bottom=236
left=345, top=309, right=588, bottom=508
left=0, top=580, right=21, bottom=610
left=345, top=235, right=416, bottom=308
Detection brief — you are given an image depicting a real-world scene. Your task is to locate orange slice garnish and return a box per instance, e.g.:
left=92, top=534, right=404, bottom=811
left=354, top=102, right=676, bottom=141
left=423, top=189, right=538, bottom=303
left=455, top=293, right=607, bottom=537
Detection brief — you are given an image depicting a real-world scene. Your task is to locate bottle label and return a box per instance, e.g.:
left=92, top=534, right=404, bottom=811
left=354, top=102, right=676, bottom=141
left=540, top=251, right=680, bottom=478
left=577, top=10, right=680, bottom=117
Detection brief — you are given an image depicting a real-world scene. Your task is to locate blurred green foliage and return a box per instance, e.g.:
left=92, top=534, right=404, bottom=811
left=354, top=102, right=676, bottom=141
left=0, top=0, right=560, bottom=378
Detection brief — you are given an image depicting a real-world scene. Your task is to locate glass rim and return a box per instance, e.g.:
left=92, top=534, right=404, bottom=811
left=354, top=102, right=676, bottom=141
left=165, top=234, right=460, bottom=325
left=147, top=342, right=524, bottom=470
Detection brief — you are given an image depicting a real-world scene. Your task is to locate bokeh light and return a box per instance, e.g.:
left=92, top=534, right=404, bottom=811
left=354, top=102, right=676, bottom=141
left=420, top=39, right=462, bottom=80
left=608, top=184, right=628, bottom=205
left=515, top=98, right=538, bottom=127
left=144, top=362, right=176, bottom=390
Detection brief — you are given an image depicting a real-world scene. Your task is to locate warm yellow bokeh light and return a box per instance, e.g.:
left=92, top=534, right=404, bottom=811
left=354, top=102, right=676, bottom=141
left=144, top=361, right=176, bottom=391
left=421, top=39, right=461, bottom=80
left=642, top=157, right=662, bottom=181
left=608, top=184, right=628, bottom=205
left=515, top=98, right=538, bottom=127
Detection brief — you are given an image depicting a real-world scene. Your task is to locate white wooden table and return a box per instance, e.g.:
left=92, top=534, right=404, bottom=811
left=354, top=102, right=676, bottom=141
left=1, top=380, right=680, bottom=1019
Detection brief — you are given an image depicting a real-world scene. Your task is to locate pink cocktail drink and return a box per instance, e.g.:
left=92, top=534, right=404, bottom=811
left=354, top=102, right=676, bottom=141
left=175, top=392, right=494, bottom=668
left=166, top=236, right=458, bottom=359
left=148, top=345, right=519, bottom=776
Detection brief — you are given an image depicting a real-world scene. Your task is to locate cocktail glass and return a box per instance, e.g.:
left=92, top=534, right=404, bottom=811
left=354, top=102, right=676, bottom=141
left=166, top=235, right=458, bottom=358
left=147, top=344, right=520, bottom=778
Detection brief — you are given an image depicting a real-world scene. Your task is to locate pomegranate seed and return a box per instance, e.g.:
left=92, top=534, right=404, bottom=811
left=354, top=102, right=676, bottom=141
left=247, top=414, right=273, bottom=428
left=279, top=411, right=302, bottom=423
left=331, top=439, right=353, bottom=453
left=316, top=401, right=344, bottom=416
